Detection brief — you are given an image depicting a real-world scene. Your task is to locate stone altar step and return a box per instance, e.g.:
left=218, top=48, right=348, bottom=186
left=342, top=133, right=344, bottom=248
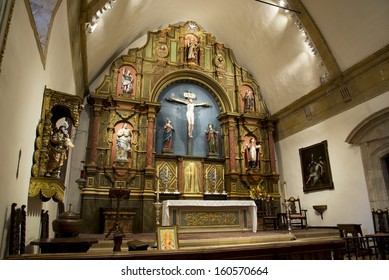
left=85, top=227, right=340, bottom=252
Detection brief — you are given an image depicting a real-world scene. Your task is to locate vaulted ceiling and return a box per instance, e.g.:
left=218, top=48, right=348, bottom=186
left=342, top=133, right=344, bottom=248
left=29, top=0, right=389, bottom=115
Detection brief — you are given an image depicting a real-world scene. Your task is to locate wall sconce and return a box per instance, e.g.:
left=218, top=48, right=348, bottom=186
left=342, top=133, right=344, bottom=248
left=313, top=205, right=327, bottom=220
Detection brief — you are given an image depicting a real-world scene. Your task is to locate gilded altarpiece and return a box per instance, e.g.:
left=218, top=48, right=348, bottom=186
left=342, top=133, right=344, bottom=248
left=82, top=21, right=279, bottom=233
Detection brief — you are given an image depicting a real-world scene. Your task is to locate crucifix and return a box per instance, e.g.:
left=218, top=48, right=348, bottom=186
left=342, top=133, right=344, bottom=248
left=166, top=92, right=211, bottom=138
left=166, top=91, right=211, bottom=155
left=105, top=187, right=130, bottom=251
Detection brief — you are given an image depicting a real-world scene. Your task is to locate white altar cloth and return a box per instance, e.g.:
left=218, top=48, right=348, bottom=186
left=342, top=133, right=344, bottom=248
left=162, top=200, right=257, bottom=232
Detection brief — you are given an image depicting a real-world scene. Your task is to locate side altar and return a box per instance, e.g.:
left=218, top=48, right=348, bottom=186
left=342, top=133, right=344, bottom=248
left=162, top=200, right=257, bottom=233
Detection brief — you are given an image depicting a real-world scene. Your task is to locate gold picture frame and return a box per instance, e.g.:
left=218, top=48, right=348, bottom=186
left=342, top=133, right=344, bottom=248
left=157, top=226, right=179, bottom=250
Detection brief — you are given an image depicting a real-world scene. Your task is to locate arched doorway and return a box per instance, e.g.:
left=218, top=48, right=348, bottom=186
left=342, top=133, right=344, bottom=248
left=346, top=107, right=389, bottom=209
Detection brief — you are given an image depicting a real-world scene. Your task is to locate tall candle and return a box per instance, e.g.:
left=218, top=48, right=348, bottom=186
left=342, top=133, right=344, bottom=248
left=283, top=181, right=288, bottom=200
left=156, top=183, right=160, bottom=202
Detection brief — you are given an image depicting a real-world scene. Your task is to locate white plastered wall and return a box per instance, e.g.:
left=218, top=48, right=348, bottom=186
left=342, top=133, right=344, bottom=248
left=0, top=1, right=76, bottom=258
left=276, top=91, right=389, bottom=235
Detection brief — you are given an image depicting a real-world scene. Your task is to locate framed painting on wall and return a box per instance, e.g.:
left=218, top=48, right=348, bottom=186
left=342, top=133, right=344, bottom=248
left=157, top=226, right=179, bottom=250
left=299, top=140, right=334, bottom=193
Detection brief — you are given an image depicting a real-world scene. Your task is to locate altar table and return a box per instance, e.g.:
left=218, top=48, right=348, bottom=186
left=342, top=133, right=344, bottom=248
left=162, top=200, right=257, bottom=233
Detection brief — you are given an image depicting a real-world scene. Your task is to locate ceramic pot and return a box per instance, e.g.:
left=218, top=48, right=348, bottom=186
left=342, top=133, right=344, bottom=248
left=52, top=206, right=83, bottom=238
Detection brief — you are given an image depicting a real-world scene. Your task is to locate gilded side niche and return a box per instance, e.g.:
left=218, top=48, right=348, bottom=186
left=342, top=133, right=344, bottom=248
left=29, top=88, right=83, bottom=202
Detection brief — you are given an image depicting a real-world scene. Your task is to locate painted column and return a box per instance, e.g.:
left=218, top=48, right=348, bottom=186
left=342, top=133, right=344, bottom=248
left=88, top=104, right=102, bottom=165
left=228, top=119, right=237, bottom=172
left=267, top=122, right=277, bottom=174
left=146, top=111, right=156, bottom=168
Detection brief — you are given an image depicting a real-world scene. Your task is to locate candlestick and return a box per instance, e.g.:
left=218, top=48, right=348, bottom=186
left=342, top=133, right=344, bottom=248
left=156, top=183, right=160, bottom=202
left=153, top=201, right=162, bottom=248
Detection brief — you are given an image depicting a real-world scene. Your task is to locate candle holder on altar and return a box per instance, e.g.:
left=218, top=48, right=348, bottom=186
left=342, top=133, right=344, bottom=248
left=154, top=201, right=162, bottom=226
left=284, top=201, right=296, bottom=240
left=152, top=201, right=162, bottom=248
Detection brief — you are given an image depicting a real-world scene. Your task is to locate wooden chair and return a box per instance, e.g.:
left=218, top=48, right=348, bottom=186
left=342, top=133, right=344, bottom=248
left=365, top=208, right=389, bottom=259
left=371, top=208, right=389, bottom=234
left=8, top=203, right=26, bottom=255
left=40, top=210, right=49, bottom=239
left=285, top=196, right=307, bottom=229
left=262, top=200, right=278, bottom=230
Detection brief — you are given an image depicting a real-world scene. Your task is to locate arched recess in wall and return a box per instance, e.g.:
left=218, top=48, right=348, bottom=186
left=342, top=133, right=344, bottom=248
left=150, top=69, right=231, bottom=112
left=346, top=107, right=389, bottom=209
left=150, top=70, right=231, bottom=158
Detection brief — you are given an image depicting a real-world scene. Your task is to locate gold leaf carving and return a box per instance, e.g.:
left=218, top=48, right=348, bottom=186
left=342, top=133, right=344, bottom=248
left=184, top=211, right=236, bottom=226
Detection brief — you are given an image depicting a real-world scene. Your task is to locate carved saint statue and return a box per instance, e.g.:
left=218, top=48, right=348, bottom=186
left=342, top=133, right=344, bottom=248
left=205, top=123, right=219, bottom=154
left=45, top=120, right=74, bottom=178
left=116, top=123, right=132, bottom=161
left=163, top=118, right=175, bottom=150
left=245, top=137, right=262, bottom=168
left=121, top=68, right=134, bottom=95
left=244, top=89, right=255, bottom=112
left=186, top=36, right=199, bottom=63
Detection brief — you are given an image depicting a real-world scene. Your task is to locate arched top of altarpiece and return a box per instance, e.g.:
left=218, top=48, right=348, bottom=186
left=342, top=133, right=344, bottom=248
left=91, top=20, right=269, bottom=117
left=150, top=69, right=231, bottom=113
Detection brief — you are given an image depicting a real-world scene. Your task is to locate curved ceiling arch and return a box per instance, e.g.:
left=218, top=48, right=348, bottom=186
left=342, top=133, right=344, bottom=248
left=73, top=1, right=389, bottom=115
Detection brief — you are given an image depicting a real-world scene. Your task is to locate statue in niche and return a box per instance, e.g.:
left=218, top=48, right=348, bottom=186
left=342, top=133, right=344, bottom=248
left=244, top=89, right=255, bottom=112
left=116, top=123, right=132, bottom=161
left=245, top=137, right=262, bottom=169
left=185, top=36, right=199, bottom=64
left=162, top=118, right=175, bottom=151
left=45, top=120, right=74, bottom=178
left=205, top=123, right=219, bottom=155
left=121, top=68, right=134, bottom=95
left=166, top=93, right=211, bottom=138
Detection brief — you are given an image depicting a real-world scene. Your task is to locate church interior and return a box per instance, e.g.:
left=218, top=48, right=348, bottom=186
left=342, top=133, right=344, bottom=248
left=1, top=0, right=388, bottom=260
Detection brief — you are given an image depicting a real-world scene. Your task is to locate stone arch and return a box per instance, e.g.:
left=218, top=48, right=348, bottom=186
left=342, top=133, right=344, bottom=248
left=346, top=107, right=389, bottom=209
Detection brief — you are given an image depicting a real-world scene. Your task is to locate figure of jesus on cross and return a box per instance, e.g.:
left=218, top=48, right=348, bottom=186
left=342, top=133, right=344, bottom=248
left=166, top=91, right=211, bottom=138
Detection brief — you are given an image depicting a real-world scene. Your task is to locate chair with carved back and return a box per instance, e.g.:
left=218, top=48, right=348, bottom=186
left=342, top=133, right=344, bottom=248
left=285, top=196, right=307, bottom=229
left=365, top=208, right=389, bottom=259
left=40, top=210, right=49, bottom=239
left=8, top=203, right=26, bottom=256
left=371, top=208, right=389, bottom=234
left=262, top=199, right=278, bottom=230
